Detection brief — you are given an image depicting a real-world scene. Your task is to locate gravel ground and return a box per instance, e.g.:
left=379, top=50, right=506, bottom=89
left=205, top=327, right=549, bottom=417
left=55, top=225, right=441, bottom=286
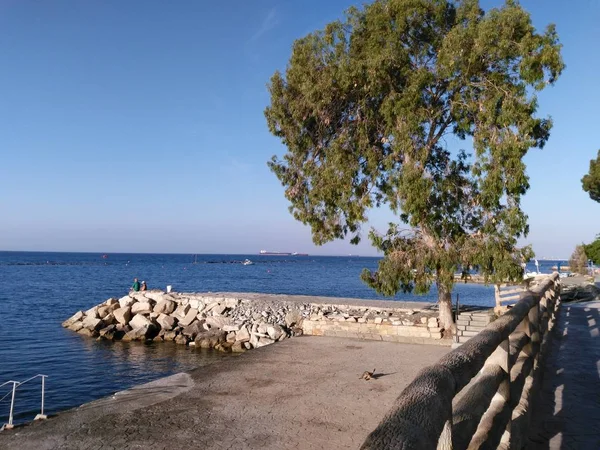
left=0, top=336, right=449, bottom=450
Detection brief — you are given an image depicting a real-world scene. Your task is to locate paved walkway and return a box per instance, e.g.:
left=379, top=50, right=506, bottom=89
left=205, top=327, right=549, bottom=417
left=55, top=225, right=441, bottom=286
left=528, top=300, right=600, bottom=449
left=0, top=336, right=448, bottom=450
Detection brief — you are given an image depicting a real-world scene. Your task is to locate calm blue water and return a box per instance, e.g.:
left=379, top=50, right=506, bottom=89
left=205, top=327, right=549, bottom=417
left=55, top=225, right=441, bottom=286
left=0, top=251, right=555, bottom=424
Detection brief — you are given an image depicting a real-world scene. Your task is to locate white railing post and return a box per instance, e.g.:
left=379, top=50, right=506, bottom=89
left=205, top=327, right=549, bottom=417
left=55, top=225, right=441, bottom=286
left=34, top=375, right=48, bottom=421
left=5, top=381, right=17, bottom=430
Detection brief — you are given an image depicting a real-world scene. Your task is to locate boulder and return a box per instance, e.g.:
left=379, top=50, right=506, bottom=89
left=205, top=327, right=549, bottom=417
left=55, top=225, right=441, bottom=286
left=257, top=323, right=268, bottom=334
left=172, top=304, right=190, bottom=320
left=85, top=306, right=99, bottom=319
left=235, top=327, right=251, bottom=343
left=119, top=295, right=136, bottom=308
left=226, top=332, right=236, bottom=343
left=105, top=298, right=118, bottom=306
left=194, top=330, right=227, bottom=349
left=99, top=324, right=116, bottom=340
left=144, top=291, right=165, bottom=302
left=214, top=342, right=233, bottom=353
left=188, top=299, right=204, bottom=310
left=122, top=327, right=151, bottom=342
left=256, top=337, right=275, bottom=348
left=130, top=313, right=152, bottom=329
left=131, top=302, right=153, bottom=315
left=157, top=314, right=177, bottom=331
left=285, top=310, right=303, bottom=327
left=267, top=325, right=285, bottom=341
left=182, top=320, right=204, bottom=339
left=205, top=316, right=234, bottom=330
left=82, top=316, right=103, bottom=331
left=249, top=333, right=260, bottom=348
left=113, top=307, right=132, bottom=325
left=179, top=308, right=199, bottom=327
left=163, top=330, right=178, bottom=341
left=62, top=311, right=84, bottom=328
left=174, top=334, right=189, bottom=345
left=97, top=305, right=111, bottom=319
left=68, top=321, right=84, bottom=332
left=154, top=299, right=176, bottom=315
left=231, top=341, right=246, bottom=353
left=102, top=313, right=116, bottom=326
left=212, top=304, right=227, bottom=316
left=224, top=298, right=239, bottom=308
left=223, top=324, right=241, bottom=332
left=78, top=328, right=98, bottom=338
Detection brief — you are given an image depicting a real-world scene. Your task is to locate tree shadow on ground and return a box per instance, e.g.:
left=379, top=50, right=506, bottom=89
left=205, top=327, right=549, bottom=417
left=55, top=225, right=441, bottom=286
left=528, top=301, right=600, bottom=449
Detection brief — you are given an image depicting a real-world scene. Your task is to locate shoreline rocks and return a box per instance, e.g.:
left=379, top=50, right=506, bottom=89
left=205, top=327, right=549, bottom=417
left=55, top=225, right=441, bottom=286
left=62, top=291, right=451, bottom=352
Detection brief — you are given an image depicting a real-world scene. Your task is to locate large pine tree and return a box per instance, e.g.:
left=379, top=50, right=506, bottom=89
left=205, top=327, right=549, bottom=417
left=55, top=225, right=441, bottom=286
left=265, top=0, right=563, bottom=330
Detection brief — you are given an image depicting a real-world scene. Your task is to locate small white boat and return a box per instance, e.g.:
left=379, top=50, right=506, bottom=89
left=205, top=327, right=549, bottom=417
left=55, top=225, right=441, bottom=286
left=242, top=259, right=254, bottom=266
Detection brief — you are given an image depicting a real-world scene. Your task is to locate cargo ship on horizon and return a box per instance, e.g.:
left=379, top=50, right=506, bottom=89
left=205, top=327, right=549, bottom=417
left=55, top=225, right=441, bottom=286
left=259, top=250, right=309, bottom=256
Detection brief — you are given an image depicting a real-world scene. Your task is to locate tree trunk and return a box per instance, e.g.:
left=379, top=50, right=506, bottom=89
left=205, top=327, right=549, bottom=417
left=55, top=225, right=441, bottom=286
left=437, top=283, right=456, bottom=333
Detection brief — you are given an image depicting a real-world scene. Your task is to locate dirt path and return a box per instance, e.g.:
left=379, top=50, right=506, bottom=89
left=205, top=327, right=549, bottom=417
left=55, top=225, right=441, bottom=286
left=0, top=336, right=448, bottom=450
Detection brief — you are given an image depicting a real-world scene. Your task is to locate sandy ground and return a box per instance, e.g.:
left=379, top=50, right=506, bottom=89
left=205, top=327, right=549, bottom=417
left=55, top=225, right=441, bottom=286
left=0, top=336, right=449, bottom=450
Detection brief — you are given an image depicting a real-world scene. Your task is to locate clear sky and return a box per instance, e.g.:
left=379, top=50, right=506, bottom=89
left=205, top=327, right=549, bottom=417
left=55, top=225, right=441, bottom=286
left=0, top=0, right=598, bottom=257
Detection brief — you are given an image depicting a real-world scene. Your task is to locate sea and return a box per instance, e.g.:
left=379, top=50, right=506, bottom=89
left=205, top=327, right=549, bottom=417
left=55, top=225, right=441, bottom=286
left=0, top=251, right=561, bottom=425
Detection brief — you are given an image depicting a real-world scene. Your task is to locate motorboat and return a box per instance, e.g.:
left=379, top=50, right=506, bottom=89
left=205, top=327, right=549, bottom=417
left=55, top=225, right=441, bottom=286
left=242, top=259, right=254, bottom=266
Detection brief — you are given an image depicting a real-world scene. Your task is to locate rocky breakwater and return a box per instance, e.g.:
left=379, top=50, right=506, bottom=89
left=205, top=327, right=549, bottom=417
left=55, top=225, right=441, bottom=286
left=61, top=291, right=307, bottom=353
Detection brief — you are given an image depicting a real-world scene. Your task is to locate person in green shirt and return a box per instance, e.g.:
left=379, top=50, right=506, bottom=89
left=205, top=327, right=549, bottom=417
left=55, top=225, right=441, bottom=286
left=131, top=278, right=140, bottom=292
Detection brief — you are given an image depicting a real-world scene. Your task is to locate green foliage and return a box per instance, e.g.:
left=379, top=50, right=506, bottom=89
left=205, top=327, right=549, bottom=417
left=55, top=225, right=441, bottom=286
left=265, top=0, right=564, bottom=308
left=584, top=236, right=600, bottom=265
left=582, top=150, right=600, bottom=203
left=569, top=245, right=588, bottom=275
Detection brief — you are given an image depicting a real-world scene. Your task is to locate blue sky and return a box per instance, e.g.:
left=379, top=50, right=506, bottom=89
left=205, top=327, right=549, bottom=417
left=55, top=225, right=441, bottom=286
left=0, top=0, right=598, bottom=257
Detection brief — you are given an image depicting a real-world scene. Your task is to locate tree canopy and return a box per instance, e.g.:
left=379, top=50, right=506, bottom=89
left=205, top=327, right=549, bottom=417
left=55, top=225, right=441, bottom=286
left=265, top=0, right=563, bottom=328
left=582, top=150, right=600, bottom=203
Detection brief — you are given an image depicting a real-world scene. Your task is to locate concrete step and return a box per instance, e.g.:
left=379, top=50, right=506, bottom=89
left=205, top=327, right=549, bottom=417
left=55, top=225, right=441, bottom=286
left=457, top=330, right=480, bottom=337
left=457, top=315, right=492, bottom=323
left=456, top=319, right=491, bottom=327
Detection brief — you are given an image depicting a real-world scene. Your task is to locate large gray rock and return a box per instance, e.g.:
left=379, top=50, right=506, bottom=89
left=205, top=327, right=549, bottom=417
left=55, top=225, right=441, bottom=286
left=194, top=330, right=227, bottom=349
left=285, top=310, right=303, bottom=327
left=157, top=314, right=177, bottom=331
left=62, top=311, right=84, bottom=328
left=102, top=313, right=116, bottom=326
left=131, top=302, right=153, bottom=315
left=82, top=315, right=103, bottom=331
left=172, top=304, right=190, bottom=320
left=154, top=299, right=176, bottom=315
left=119, top=295, right=136, bottom=308
left=267, top=324, right=285, bottom=341
left=122, top=327, right=151, bottom=341
left=224, top=298, right=239, bottom=308
left=205, top=316, right=234, bottom=330
left=223, top=324, right=241, bottom=332
left=78, top=328, right=98, bottom=337
left=212, top=304, right=227, bottom=316
left=249, top=333, right=259, bottom=348
left=85, top=306, right=99, bottom=319
left=235, top=326, right=251, bottom=342
left=105, top=298, right=118, bottom=306
left=144, top=291, right=165, bottom=302
left=68, top=321, right=84, bottom=332
left=256, top=337, right=275, bottom=348
left=130, top=313, right=152, bottom=329
left=179, top=308, right=199, bottom=326
left=97, top=305, right=111, bottom=319
left=113, top=307, right=132, bottom=325
left=188, top=299, right=204, bottom=310
left=182, top=320, right=204, bottom=339
left=99, top=324, right=116, bottom=340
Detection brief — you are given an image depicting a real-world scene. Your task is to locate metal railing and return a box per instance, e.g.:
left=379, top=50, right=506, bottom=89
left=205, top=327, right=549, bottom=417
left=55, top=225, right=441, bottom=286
left=0, top=374, right=48, bottom=431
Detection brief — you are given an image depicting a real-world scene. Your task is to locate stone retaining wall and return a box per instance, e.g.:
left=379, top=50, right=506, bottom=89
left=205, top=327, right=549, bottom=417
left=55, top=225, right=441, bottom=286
left=62, top=291, right=451, bottom=353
